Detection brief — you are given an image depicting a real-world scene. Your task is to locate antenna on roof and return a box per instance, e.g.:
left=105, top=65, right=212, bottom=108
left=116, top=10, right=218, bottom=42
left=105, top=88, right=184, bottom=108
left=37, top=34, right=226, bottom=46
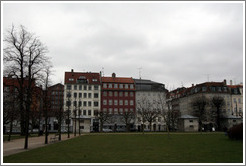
left=204, top=74, right=210, bottom=82
left=137, top=67, right=142, bottom=79
left=101, top=67, right=104, bottom=77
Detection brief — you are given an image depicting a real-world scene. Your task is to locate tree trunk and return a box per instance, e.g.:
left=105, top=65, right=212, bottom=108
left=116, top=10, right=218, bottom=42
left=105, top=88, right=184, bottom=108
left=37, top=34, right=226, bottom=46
left=8, top=118, right=13, bottom=141
left=45, top=116, right=48, bottom=144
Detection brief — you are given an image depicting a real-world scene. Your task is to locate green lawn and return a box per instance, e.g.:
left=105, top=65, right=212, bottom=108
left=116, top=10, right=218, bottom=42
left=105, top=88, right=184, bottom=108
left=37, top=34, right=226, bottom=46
left=3, top=132, right=243, bottom=163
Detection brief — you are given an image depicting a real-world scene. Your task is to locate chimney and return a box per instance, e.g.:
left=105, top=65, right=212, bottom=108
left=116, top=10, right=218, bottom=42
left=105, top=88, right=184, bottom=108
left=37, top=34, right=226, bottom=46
left=192, top=84, right=194, bottom=87
left=230, top=80, right=232, bottom=85
left=71, top=69, right=74, bottom=73
left=223, top=79, right=227, bottom=85
left=112, top=73, right=116, bottom=78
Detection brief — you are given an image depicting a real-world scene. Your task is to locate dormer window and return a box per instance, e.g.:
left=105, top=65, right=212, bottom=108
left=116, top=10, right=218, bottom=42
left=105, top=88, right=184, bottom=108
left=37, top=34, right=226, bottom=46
left=92, top=79, right=97, bottom=82
left=69, top=78, right=74, bottom=81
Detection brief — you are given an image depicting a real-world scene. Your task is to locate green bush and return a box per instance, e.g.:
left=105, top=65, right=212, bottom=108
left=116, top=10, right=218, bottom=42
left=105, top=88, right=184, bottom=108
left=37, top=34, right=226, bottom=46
left=227, top=123, right=243, bottom=140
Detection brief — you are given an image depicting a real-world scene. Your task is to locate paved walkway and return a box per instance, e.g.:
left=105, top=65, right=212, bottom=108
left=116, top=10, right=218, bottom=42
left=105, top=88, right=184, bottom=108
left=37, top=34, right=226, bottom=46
left=3, top=134, right=81, bottom=157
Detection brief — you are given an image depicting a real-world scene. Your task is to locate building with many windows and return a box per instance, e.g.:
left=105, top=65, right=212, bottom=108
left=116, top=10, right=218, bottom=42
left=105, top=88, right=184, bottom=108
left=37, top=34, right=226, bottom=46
left=168, top=80, right=243, bottom=131
left=101, top=73, right=136, bottom=131
left=64, top=70, right=101, bottom=133
left=134, top=79, right=168, bottom=131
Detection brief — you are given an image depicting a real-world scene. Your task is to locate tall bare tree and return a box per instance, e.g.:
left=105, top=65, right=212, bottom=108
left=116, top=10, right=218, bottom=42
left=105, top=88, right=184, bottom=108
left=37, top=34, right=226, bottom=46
left=120, top=110, right=136, bottom=132
left=4, top=25, right=51, bottom=149
left=65, top=90, right=72, bottom=138
left=212, top=96, right=225, bottom=131
left=3, top=81, right=19, bottom=141
left=42, top=66, right=52, bottom=144
left=96, top=110, right=111, bottom=132
left=192, top=95, right=210, bottom=131
left=137, top=97, right=160, bottom=132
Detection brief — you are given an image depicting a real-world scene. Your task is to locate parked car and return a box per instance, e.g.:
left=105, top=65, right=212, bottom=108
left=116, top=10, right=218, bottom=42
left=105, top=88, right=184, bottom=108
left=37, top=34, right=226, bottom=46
left=102, top=128, right=113, bottom=132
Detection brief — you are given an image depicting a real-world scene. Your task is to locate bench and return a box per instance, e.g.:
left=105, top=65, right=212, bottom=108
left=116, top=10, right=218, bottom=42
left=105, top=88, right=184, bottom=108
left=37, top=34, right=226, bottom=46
left=50, top=133, right=59, bottom=143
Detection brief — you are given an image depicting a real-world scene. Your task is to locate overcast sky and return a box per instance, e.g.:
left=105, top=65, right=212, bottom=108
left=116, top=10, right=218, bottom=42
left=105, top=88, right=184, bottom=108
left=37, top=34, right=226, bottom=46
left=2, top=2, right=244, bottom=90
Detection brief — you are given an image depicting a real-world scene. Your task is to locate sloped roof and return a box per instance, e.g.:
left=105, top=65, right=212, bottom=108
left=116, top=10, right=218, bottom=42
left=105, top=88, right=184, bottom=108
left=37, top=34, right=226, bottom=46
left=64, top=72, right=101, bottom=84
left=102, top=77, right=134, bottom=84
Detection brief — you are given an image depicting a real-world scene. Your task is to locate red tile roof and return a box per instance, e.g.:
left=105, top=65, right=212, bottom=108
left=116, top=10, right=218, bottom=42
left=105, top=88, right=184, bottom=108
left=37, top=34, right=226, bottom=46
left=102, top=77, right=134, bottom=84
left=64, top=72, right=101, bottom=84
left=227, top=85, right=243, bottom=88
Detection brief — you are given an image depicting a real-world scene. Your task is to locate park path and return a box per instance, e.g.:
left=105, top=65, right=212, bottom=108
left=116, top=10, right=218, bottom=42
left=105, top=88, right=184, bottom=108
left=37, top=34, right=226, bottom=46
left=3, top=134, right=81, bottom=157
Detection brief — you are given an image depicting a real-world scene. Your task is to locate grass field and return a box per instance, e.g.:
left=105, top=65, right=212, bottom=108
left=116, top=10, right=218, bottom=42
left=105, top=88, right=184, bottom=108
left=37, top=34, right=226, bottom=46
left=3, top=132, right=243, bottom=163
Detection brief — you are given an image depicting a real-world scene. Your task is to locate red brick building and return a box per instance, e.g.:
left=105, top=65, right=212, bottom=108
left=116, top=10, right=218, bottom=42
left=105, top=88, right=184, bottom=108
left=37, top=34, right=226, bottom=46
left=101, top=73, right=136, bottom=115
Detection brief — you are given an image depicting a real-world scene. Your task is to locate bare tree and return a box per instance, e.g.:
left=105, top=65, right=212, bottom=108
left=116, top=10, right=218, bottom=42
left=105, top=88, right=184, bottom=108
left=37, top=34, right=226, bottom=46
left=4, top=25, right=50, bottom=149
left=137, top=97, right=160, bottom=132
left=54, top=90, right=64, bottom=141
left=212, top=96, right=225, bottom=131
left=42, top=66, right=52, bottom=144
left=120, top=110, right=135, bottom=132
left=191, top=95, right=210, bottom=132
left=65, top=90, right=72, bottom=138
left=3, top=81, right=19, bottom=141
left=96, top=110, right=111, bottom=132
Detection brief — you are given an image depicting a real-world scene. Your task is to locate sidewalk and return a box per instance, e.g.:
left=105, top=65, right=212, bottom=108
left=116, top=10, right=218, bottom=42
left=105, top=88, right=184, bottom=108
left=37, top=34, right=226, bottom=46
left=3, top=134, right=80, bottom=157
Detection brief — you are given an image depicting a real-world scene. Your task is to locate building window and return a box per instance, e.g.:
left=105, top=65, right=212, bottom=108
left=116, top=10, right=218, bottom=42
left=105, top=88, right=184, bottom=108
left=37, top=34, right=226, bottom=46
left=130, top=84, right=134, bottom=89
left=67, top=85, right=71, bottom=90
left=103, top=100, right=107, bottom=105
left=125, top=92, right=128, bottom=97
left=88, top=86, right=92, bottom=90
left=84, top=85, right=87, bottom=90
left=79, top=93, right=82, bottom=98
left=94, top=101, right=99, bottom=107
left=234, top=98, right=236, bottom=103
left=80, top=126, right=84, bottom=129
left=94, top=93, right=99, bottom=98
left=130, top=100, right=134, bottom=106
left=88, top=93, right=92, bottom=98
left=125, top=84, right=129, bottom=89
left=73, top=101, right=77, bottom=107
left=189, top=120, right=193, bottom=123
left=109, top=100, right=112, bottom=105
left=125, top=108, right=128, bottom=112
left=79, top=85, right=82, bottom=90
left=74, top=93, right=77, bottom=98
left=119, top=100, right=123, bottom=105
left=217, top=87, right=222, bottom=92
left=83, top=110, right=86, bottom=116
left=84, top=93, right=87, bottom=98
left=125, top=100, right=128, bottom=105
left=119, top=92, right=123, bottom=97
left=114, top=108, right=118, bottom=114
left=223, top=87, right=227, bottom=92
left=190, top=125, right=194, bottom=128
left=83, top=101, right=87, bottom=107
left=94, top=85, right=99, bottom=90
left=66, top=101, right=71, bottom=106
left=109, top=91, right=113, bottom=97
left=69, top=78, right=74, bottom=81
left=88, top=110, right=91, bottom=116
left=238, top=98, right=241, bottom=104
left=108, top=84, right=112, bottom=88
left=103, top=83, right=107, bottom=88
left=74, top=85, right=77, bottom=90
left=119, top=84, right=123, bottom=89
left=114, top=84, right=118, bottom=88
left=88, top=101, right=92, bottom=107
left=109, top=108, right=113, bottom=114
left=92, top=79, right=97, bottom=82
left=79, top=101, right=82, bottom=107
left=67, top=92, right=71, bottom=98
left=114, top=92, right=118, bottom=97
left=119, top=108, right=123, bottom=114
left=103, top=91, right=107, bottom=97
left=130, top=92, right=134, bottom=97
left=114, top=100, right=118, bottom=105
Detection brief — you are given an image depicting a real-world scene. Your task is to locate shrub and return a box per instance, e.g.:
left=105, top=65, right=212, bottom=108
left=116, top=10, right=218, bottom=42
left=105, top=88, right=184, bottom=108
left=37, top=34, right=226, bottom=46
left=227, top=123, right=243, bottom=140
